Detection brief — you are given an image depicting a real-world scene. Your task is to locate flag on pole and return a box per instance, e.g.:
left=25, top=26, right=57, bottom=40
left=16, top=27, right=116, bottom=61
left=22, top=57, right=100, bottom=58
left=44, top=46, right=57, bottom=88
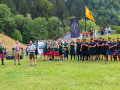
left=85, top=6, right=95, bottom=22
left=70, top=18, right=80, bottom=38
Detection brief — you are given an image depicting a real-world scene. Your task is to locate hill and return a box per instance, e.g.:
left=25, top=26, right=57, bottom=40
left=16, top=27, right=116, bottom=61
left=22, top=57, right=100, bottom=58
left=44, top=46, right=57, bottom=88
left=0, top=33, right=26, bottom=50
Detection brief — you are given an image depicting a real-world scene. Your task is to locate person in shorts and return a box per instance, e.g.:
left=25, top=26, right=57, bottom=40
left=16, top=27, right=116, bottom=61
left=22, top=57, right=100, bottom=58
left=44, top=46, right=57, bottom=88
left=14, top=40, right=21, bottom=65
left=28, top=41, right=36, bottom=66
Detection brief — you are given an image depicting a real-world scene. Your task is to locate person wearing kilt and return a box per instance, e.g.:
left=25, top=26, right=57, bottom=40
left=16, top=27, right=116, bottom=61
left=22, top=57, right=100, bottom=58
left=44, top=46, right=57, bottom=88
left=89, top=38, right=96, bottom=61
left=76, top=39, right=82, bottom=61
left=34, top=41, right=38, bottom=60
left=109, top=39, right=117, bottom=61
left=47, top=41, right=53, bottom=61
left=70, top=38, right=75, bottom=60
left=58, top=39, right=64, bottom=60
left=94, top=37, right=99, bottom=61
left=0, top=40, right=5, bottom=65
left=43, top=42, right=48, bottom=61
left=97, top=37, right=104, bottom=61
left=64, top=40, right=69, bottom=60
left=102, top=38, right=107, bottom=60
left=14, top=40, right=21, bottom=65
left=51, top=41, right=55, bottom=60
left=105, top=38, right=112, bottom=61
left=81, top=39, right=89, bottom=61
left=117, top=38, right=120, bottom=61
left=54, top=42, right=59, bottom=61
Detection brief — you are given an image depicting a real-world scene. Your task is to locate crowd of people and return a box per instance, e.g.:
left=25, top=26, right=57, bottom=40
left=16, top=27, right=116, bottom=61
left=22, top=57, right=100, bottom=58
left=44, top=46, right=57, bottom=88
left=82, top=27, right=111, bottom=38
left=0, top=36, right=120, bottom=66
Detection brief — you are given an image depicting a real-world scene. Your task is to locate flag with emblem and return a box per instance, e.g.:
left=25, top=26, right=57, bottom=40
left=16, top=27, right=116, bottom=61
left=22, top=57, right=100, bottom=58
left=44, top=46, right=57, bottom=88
left=70, top=18, right=80, bottom=38
left=85, top=6, right=95, bottom=22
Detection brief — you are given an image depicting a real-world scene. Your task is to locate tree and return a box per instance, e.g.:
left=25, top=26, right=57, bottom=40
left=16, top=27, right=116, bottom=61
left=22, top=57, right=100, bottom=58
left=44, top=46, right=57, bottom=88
left=79, top=19, right=100, bottom=33
left=11, top=29, right=22, bottom=42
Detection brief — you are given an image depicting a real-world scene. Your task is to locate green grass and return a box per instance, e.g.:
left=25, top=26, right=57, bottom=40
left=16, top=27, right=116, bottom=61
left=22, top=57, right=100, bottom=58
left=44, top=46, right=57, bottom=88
left=0, top=56, right=120, bottom=90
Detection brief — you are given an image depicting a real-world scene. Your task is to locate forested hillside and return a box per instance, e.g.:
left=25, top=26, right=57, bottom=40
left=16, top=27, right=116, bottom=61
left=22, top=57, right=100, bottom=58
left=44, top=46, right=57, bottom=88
left=0, top=0, right=120, bottom=43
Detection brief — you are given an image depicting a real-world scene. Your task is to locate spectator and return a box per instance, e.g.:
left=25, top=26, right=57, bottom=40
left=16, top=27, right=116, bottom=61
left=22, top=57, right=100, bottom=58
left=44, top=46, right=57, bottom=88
left=86, top=30, right=88, bottom=37
left=93, top=28, right=96, bottom=36
left=101, top=27, right=104, bottom=35
left=99, top=27, right=102, bottom=35
left=105, top=27, right=108, bottom=35
left=82, top=30, right=85, bottom=38
left=89, top=28, right=93, bottom=38
left=108, top=26, right=111, bottom=35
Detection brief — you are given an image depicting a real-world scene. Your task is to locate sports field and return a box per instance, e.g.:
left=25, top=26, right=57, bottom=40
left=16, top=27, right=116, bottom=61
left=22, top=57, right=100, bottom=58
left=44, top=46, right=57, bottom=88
left=0, top=56, right=120, bottom=90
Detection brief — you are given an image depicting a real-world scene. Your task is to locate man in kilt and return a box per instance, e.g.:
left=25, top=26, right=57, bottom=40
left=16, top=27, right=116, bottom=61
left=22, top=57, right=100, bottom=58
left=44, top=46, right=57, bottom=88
left=89, top=38, right=96, bottom=61
left=109, top=38, right=117, bottom=61
left=76, top=39, right=82, bottom=61
left=117, top=38, right=120, bottom=61
left=0, top=40, right=5, bottom=65
left=70, top=38, right=75, bottom=60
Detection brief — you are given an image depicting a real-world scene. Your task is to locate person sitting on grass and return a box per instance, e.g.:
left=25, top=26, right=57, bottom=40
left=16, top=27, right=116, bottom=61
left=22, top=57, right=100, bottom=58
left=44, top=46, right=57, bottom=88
left=28, top=41, right=36, bottom=66
left=14, top=40, right=21, bottom=65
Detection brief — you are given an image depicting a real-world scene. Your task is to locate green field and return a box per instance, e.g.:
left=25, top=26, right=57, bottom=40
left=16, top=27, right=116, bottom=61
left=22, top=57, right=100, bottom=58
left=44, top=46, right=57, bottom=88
left=0, top=56, right=120, bottom=90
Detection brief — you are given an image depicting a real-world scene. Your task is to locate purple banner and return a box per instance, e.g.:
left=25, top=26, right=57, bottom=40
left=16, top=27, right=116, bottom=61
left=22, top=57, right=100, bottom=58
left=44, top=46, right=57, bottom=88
left=70, top=18, right=80, bottom=38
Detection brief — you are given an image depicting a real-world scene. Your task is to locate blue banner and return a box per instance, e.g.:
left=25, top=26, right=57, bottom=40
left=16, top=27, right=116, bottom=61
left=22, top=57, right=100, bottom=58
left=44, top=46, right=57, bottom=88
left=70, top=18, right=80, bottom=38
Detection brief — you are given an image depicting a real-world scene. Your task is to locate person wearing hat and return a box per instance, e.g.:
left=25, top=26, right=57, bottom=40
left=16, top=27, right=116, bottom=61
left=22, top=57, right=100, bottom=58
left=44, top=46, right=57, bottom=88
left=70, top=38, right=75, bottom=60
left=89, top=38, right=96, bottom=61
left=109, top=38, right=117, bottom=61
left=117, top=38, right=120, bottom=61
left=81, top=39, right=89, bottom=61
left=97, top=37, right=104, bottom=61
left=0, top=40, right=5, bottom=65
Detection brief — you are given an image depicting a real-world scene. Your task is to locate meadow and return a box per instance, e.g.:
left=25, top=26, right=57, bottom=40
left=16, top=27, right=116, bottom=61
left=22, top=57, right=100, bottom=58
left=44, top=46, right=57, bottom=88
left=0, top=56, right=120, bottom=90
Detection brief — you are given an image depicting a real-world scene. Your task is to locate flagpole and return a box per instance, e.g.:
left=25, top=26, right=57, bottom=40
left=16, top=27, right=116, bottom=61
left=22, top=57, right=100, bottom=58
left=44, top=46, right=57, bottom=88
left=85, top=5, right=86, bottom=38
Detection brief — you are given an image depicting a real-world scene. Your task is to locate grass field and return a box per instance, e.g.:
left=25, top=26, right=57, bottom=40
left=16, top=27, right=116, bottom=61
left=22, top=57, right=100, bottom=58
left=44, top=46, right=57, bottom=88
left=0, top=56, right=120, bottom=90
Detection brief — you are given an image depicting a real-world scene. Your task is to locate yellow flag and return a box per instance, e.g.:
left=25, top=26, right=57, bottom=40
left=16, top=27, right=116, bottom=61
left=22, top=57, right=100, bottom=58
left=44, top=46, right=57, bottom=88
left=85, top=6, right=95, bottom=22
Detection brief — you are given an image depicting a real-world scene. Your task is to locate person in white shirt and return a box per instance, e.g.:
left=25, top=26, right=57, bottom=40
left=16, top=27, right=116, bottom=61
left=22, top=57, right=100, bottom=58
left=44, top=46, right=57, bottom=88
left=108, top=26, right=111, bottom=35
left=93, top=28, right=96, bottom=36
left=28, top=41, right=36, bottom=66
left=105, top=27, right=108, bottom=35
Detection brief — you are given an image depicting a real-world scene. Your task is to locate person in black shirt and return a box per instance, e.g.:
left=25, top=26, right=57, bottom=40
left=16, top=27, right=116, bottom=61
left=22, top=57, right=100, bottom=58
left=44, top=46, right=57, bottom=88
left=102, top=38, right=107, bottom=60
left=117, top=38, right=120, bottom=61
left=105, top=38, right=112, bottom=61
left=109, top=38, right=117, bottom=61
left=81, top=39, right=89, bottom=61
left=76, top=39, right=82, bottom=61
left=94, top=37, right=99, bottom=60
left=98, top=37, right=104, bottom=61
left=89, top=38, right=96, bottom=61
